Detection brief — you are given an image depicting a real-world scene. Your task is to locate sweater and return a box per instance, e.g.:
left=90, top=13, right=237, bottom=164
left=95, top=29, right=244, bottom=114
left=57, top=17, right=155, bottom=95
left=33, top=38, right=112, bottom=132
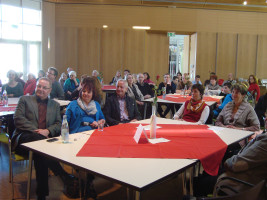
left=24, top=79, right=37, bottom=95
left=248, top=83, right=260, bottom=101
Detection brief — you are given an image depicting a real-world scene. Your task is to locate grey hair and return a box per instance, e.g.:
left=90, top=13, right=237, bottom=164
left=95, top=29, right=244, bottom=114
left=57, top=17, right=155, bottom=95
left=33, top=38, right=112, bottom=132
left=69, top=71, right=77, bottom=77
left=92, top=70, right=99, bottom=76
left=116, top=79, right=128, bottom=88
left=37, top=77, right=52, bottom=88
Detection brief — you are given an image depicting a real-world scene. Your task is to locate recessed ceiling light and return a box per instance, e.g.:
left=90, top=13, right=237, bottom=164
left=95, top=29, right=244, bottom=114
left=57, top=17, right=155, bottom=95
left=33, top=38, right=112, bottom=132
left=132, top=26, right=151, bottom=30
left=243, top=1, right=247, bottom=5
left=103, top=25, right=108, bottom=28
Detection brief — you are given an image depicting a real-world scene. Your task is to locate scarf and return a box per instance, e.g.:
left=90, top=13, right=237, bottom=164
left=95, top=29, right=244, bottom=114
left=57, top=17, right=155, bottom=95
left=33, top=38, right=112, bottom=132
left=187, top=99, right=205, bottom=113
left=77, top=97, right=97, bottom=115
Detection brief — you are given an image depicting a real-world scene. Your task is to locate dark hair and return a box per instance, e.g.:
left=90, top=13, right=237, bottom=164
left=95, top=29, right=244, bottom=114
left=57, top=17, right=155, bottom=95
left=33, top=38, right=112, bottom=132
left=143, top=72, right=150, bottom=80
left=38, top=70, right=45, bottom=77
left=232, top=83, right=247, bottom=95
left=173, top=76, right=178, bottom=80
left=210, top=72, right=216, bottom=76
left=210, top=75, right=218, bottom=81
left=48, top=67, right=58, bottom=77
left=164, top=73, right=170, bottom=77
left=196, top=75, right=200, bottom=78
left=177, top=72, right=182, bottom=76
left=248, top=74, right=258, bottom=85
left=223, top=82, right=232, bottom=89
left=124, top=69, right=130, bottom=73
left=79, top=77, right=103, bottom=103
left=192, top=84, right=204, bottom=97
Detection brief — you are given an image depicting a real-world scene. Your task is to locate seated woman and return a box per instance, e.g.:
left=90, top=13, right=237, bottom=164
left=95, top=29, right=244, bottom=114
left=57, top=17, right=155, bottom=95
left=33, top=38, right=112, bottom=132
left=110, top=70, right=122, bottom=85
left=206, top=75, right=221, bottom=95
left=23, top=73, right=37, bottom=95
left=64, top=71, right=80, bottom=100
left=58, top=72, right=67, bottom=88
left=2, top=70, right=23, bottom=97
left=65, top=80, right=105, bottom=134
left=174, top=84, right=210, bottom=124
left=126, top=73, right=145, bottom=118
left=248, top=74, right=260, bottom=102
left=143, top=72, right=155, bottom=86
left=215, top=83, right=260, bottom=132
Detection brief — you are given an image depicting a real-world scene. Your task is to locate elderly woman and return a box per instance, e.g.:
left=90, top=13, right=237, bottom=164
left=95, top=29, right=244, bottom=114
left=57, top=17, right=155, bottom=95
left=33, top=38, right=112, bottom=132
left=92, top=70, right=102, bottom=82
left=23, top=73, right=37, bottom=95
left=64, top=71, right=80, bottom=100
left=59, top=72, right=67, bottom=88
left=110, top=70, right=122, bottom=85
left=215, top=83, right=260, bottom=131
left=174, top=84, right=210, bottom=124
left=65, top=80, right=105, bottom=134
left=2, top=70, right=23, bottom=97
left=248, top=74, right=260, bottom=102
left=206, top=75, right=221, bottom=95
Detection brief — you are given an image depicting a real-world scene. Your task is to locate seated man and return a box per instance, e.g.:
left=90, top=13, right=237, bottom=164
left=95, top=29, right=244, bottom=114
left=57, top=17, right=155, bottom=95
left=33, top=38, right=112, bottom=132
left=11, top=77, right=73, bottom=200
left=103, top=79, right=141, bottom=126
left=214, top=129, right=267, bottom=197
left=192, top=75, right=202, bottom=85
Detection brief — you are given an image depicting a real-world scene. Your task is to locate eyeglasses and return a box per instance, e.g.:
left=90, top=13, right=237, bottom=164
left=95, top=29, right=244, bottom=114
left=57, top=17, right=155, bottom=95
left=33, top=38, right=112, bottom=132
left=47, top=71, right=55, bottom=76
left=36, top=85, right=51, bottom=90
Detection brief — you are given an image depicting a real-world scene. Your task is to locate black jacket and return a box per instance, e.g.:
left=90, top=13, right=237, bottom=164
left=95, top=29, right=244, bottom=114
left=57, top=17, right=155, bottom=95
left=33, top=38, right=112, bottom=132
left=103, top=93, right=141, bottom=126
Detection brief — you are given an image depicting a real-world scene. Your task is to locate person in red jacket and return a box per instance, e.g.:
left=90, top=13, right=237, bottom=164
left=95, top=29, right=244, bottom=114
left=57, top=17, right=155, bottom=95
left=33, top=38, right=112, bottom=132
left=248, top=74, right=260, bottom=102
left=173, top=84, right=210, bottom=124
left=24, top=73, right=37, bottom=95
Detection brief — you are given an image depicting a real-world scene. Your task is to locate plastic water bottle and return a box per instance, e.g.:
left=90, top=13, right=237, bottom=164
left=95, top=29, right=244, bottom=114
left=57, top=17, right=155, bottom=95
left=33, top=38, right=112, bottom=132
left=61, top=115, right=69, bottom=143
left=183, top=85, right=187, bottom=98
left=204, top=87, right=209, bottom=96
left=2, top=89, right=8, bottom=107
left=162, top=87, right=166, bottom=99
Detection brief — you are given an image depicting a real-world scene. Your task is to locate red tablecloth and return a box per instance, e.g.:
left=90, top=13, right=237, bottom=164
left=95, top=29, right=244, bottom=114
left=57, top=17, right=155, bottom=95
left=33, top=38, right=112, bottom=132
left=158, top=95, right=220, bottom=103
left=77, top=123, right=227, bottom=176
left=101, top=85, right=116, bottom=90
left=0, top=104, right=17, bottom=112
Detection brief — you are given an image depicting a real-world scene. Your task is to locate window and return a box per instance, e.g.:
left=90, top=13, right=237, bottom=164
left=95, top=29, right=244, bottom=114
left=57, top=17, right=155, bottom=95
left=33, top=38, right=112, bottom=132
left=0, top=0, right=42, bottom=83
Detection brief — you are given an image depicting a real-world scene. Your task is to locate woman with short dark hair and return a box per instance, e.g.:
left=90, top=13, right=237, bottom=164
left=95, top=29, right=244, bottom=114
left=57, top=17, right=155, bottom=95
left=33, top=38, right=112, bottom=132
left=174, top=84, right=209, bottom=124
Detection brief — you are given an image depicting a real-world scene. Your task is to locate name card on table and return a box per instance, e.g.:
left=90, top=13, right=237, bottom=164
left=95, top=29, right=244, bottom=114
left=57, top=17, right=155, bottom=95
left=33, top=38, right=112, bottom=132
left=133, top=124, right=148, bottom=144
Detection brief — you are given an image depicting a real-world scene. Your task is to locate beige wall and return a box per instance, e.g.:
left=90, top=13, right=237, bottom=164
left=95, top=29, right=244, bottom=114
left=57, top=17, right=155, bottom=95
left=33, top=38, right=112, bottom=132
left=42, top=3, right=267, bottom=83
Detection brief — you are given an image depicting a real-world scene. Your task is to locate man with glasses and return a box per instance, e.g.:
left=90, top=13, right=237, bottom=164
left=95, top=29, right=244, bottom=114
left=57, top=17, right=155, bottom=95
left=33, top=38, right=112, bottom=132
left=46, top=67, right=64, bottom=99
left=11, top=77, right=74, bottom=200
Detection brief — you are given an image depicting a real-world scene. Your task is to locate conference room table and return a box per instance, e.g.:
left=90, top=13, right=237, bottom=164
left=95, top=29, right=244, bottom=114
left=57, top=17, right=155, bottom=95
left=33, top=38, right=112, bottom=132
left=143, top=94, right=224, bottom=119
left=21, top=118, right=253, bottom=200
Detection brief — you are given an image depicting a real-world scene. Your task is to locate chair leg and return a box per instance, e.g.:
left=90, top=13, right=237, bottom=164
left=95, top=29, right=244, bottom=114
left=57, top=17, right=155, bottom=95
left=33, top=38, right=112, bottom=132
left=27, top=151, right=33, bottom=200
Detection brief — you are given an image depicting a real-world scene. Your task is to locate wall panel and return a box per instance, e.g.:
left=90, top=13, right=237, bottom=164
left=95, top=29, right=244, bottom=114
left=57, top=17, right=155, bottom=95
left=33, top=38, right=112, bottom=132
left=100, top=29, right=123, bottom=84
left=196, top=32, right=217, bottom=83
left=123, top=30, right=145, bottom=74
left=216, top=33, right=237, bottom=81
left=236, top=34, right=257, bottom=80
left=55, top=27, right=78, bottom=75
left=256, top=35, right=267, bottom=79
left=144, top=32, right=169, bottom=83
left=77, top=28, right=100, bottom=77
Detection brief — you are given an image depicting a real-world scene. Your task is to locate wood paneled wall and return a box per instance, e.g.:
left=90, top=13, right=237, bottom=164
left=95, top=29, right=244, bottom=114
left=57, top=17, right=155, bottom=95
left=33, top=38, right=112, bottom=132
left=42, top=3, right=267, bottom=83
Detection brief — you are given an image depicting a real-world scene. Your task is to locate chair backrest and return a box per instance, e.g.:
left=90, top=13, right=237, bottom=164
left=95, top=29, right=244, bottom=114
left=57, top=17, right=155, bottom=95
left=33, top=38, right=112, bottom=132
left=197, top=180, right=266, bottom=200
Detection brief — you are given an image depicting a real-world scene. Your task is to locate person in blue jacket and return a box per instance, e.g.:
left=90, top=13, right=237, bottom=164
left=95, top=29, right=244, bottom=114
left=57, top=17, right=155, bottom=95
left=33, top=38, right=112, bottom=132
left=66, top=79, right=105, bottom=134
left=213, top=82, right=233, bottom=118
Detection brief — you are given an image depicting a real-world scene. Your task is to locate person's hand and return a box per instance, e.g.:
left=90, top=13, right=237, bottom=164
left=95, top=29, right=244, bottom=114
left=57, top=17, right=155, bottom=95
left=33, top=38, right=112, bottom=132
left=216, top=104, right=220, bottom=108
left=34, top=129, right=50, bottom=137
left=225, top=125, right=237, bottom=129
left=98, top=119, right=105, bottom=125
left=130, top=119, right=138, bottom=122
left=8, top=94, right=14, bottom=97
left=67, top=91, right=72, bottom=95
left=91, top=121, right=98, bottom=128
left=136, top=101, right=144, bottom=106
left=144, top=94, right=151, bottom=99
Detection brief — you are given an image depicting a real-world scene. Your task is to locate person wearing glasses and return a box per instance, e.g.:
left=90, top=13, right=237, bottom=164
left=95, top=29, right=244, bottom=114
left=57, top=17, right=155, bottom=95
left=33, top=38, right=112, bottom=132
left=46, top=67, right=64, bottom=99
left=12, top=77, right=74, bottom=200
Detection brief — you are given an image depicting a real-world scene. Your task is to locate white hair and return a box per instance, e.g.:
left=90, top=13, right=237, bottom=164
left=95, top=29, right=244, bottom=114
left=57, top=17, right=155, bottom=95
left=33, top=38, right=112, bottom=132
left=69, top=71, right=76, bottom=77
left=92, top=70, right=99, bottom=76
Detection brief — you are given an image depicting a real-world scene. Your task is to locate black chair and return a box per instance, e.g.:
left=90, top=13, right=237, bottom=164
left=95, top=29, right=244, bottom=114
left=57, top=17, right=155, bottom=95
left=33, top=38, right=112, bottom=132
left=197, top=178, right=266, bottom=200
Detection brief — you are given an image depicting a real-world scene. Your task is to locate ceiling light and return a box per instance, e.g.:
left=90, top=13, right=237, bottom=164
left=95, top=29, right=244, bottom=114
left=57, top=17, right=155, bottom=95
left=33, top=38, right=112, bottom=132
left=243, top=1, right=247, bottom=5
left=103, top=25, right=108, bottom=28
left=132, top=26, right=151, bottom=30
